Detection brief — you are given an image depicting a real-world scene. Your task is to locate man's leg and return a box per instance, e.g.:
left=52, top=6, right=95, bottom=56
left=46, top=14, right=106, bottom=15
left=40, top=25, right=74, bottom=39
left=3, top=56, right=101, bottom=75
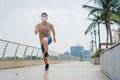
left=42, top=37, right=49, bottom=64
left=42, top=37, right=52, bottom=71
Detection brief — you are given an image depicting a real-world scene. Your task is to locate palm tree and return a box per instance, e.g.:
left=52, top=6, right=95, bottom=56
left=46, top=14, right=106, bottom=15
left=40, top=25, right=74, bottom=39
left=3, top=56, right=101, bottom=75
left=85, top=13, right=102, bottom=49
left=83, top=0, right=120, bottom=48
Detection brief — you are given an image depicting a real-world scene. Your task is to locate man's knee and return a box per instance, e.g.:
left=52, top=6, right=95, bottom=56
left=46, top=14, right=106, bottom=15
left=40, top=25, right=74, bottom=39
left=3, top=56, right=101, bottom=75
left=42, top=38, right=48, bottom=43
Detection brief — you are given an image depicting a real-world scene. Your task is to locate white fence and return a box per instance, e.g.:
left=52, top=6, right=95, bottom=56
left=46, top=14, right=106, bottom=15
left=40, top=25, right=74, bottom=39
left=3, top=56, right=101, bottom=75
left=100, top=41, right=120, bottom=80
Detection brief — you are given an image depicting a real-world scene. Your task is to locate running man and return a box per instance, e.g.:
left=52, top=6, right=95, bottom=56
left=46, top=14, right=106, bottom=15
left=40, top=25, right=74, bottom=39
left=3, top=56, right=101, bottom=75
left=34, top=12, right=56, bottom=71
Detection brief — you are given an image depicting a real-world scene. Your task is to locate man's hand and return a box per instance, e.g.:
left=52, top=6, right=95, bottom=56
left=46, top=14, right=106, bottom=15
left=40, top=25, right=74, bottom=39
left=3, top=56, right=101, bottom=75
left=34, top=25, right=40, bottom=35
left=34, top=30, right=38, bottom=35
left=53, top=38, right=56, bottom=43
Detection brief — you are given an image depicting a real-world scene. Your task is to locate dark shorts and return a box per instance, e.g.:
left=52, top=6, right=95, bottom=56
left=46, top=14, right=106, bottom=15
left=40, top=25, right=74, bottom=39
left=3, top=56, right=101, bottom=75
left=41, top=37, right=52, bottom=53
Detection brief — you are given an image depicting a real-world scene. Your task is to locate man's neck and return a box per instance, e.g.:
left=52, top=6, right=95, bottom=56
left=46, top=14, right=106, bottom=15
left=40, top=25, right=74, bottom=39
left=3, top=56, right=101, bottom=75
left=42, top=21, right=47, bottom=25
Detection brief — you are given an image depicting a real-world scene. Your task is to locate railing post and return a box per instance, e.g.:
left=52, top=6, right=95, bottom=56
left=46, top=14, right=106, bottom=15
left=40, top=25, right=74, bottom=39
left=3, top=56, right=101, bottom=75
left=36, top=49, right=40, bottom=60
left=14, top=44, right=20, bottom=59
left=54, top=52, right=57, bottom=60
left=51, top=52, right=54, bottom=60
left=23, top=46, right=28, bottom=60
left=2, top=42, right=9, bottom=59
left=53, top=52, right=54, bottom=60
left=49, top=51, right=52, bottom=60
left=30, top=48, right=34, bottom=60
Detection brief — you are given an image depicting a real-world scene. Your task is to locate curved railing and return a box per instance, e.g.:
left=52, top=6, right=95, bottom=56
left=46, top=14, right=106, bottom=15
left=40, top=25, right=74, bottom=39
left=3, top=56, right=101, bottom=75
left=0, top=39, right=59, bottom=60
left=0, top=39, right=79, bottom=69
left=0, top=39, right=78, bottom=61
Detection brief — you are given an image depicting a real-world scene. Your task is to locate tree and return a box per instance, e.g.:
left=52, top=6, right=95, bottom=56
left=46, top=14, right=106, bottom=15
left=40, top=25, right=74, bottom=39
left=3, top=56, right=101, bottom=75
left=83, top=0, right=120, bottom=48
left=85, top=13, right=102, bottom=49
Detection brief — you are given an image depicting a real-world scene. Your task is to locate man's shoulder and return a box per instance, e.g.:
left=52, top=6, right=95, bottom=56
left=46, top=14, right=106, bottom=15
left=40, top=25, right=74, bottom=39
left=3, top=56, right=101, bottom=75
left=36, top=23, right=42, bottom=27
left=47, top=22, right=53, bottom=27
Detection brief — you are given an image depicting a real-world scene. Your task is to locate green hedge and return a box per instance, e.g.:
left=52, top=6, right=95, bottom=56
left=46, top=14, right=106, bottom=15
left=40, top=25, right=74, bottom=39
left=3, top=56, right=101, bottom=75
left=92, top=48, right=104, bottom=58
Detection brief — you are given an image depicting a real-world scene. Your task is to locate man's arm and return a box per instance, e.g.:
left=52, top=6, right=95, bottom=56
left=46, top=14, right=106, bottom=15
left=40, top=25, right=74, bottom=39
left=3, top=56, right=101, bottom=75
left=51, top=25, right=56, bottom=43
left=34, top=24, right=40, bottom=35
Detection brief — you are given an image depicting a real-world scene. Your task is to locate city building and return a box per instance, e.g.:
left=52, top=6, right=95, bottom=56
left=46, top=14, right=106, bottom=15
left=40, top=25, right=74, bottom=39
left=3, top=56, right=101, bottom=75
left=70, top=45, right=91, bottom=60
left=83, top=50, right=91, bottom=60
left=64, top=51, right=70, bottom=55
left=70, top=46, right=84, bottom=58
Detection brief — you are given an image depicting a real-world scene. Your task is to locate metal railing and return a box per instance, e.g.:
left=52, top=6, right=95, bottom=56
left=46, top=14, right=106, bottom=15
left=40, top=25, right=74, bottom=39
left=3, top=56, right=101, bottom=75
left=0, top=39, right=59, bottom=60
left=0, top=39, right=79, bottom=61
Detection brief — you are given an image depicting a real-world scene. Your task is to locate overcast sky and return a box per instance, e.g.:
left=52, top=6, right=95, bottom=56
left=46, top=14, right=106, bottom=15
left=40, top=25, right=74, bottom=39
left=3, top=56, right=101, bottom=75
left=0, top=0, right=117, bottom=53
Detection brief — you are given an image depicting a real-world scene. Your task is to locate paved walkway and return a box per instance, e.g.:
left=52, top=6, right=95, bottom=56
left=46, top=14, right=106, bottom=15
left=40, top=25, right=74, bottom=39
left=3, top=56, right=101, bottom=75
left=0, top=61, right=109, bottom=80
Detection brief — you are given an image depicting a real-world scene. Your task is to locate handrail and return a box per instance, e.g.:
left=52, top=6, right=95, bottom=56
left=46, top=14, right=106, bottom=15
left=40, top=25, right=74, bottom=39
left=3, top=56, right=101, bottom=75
left=0, top=39, right=58, bottom=60
left=0, top=39, right=39, bottom=49
left=0, top=39, right=79, bottom=61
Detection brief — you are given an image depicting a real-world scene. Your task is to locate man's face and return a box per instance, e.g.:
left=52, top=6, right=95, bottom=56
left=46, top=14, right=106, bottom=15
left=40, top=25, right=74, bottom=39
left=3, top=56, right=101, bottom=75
left=41, top=14, right=48, bottom=22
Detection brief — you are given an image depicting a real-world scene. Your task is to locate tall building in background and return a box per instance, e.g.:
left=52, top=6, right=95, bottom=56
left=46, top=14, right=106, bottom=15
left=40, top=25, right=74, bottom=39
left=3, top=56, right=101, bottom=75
left=84, top=50, right=91, bottom=60
left=70, top=46, right=84, bottom=58
left=70, top=45, right=91, bottom=60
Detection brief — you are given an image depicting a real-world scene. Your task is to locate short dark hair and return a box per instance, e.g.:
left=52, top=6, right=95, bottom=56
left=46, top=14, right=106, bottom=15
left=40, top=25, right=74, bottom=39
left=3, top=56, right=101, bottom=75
left=41, top=12, right=48, bottom=16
